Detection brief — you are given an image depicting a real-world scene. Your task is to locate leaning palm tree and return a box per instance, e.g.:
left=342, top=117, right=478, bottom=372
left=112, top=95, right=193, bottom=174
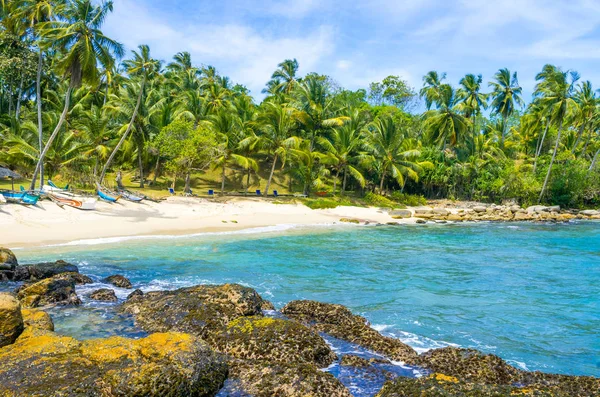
left=29, top=0, right=123, bottom=190
left=99, top=44, right=160, bottom=185
left=488, top=68, right=524, bottom=149
left=535, top=65, right=580, bottom=202
left=364, top=116, right=430, bottom=193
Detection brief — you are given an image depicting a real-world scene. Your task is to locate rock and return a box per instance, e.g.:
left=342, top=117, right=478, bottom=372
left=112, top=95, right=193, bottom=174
left=0, top=248, right=18, bottom=280
left=21, top=308, right=54, bottom=331
left=122, top=283, right=267, bottom=337
left=413, top=208, right=433, bottom=215
left=281, top=300, right=419, bottom=365
left=0, top=293, right=23, bottom=347
left=103, top=274, right=132, bottom=289
left=526, top=205, right=548, bottom=214
left=227, top=361, right=352, bottom=397
left=548, top=205, right=561, bottom=212
left=209, top=316, right=336, bottom=367
left=261, top=300, right=275, bottom=311
left=510, top=205, right=521, bottom=212
left=473, top=206, right=487, bottom=213
left=126, top=288, right=143, bottom=300
left=580, top=209, right=599, bottom=216
left=16, top=275, right=81, bottom=308
left=514, top=212, right=533, bottom=221
left=447, top=214, right=463, bottom=222
left=340, top=354, right=373, bottom=367
left=415, top=219, right=427, bottom=224
left=13, top=260, right=79, bottom=282
left=0, top=329, right=228, bottom=397
left=414, top=213, right=434, bottom=219
left=390, top=209, right=412, bottom=218
left=433, top=208, right=450, bottom=216
left=90, top=288, right=118, bottom=302
left=53, top=272, right=93, bottom=285
left=339, top=218, right=360, bottom=224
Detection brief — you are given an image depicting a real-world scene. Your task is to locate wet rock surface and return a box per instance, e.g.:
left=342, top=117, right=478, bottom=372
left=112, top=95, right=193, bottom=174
left=21, top=308, right=54, bottom=331
left=13, top=260, right=79, bottom=282
left=0, top=248, right=18, bottom=281
left=281, top=300, right=419, bottom=364
left=0, top=292, right=23, bottom=347
left=0, top=329, right=228, bottom=397
left=90, top=288, right=118, bottom=302
left=103, top=274, right=132, bottom=289
left=16, top=275, right=81, bottom=308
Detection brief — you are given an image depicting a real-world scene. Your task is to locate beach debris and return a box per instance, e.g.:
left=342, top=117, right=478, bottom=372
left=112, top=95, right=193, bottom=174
left=103, top=274, right=132, bottom=289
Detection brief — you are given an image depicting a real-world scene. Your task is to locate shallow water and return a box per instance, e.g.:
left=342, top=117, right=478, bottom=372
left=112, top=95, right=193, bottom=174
left=9, top=221, right=600, bottom=385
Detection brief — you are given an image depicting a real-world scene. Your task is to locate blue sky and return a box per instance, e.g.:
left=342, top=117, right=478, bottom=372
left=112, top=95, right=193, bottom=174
left=103, top=0, right=600, bottom=101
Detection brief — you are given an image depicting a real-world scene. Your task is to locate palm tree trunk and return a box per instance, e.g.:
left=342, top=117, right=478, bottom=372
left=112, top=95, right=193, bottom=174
left=341, top=166, right=348, bottom=196
left=221, top=163, right=226, bottom=195
left=264, top=153, right=278, bottom=197
left=539, top=120, right=563, bottom=203
left=533, top=119, right=550, bottom=173
left=333, top=168, right=340, bottom=195
left=103, top=84, right=109, bottom=106
left=379, top=168, right=386, bottom=194
left=245, top=168, right=251, bottom=195
left=137, top=141, right=144, bottom=188
left=15, top=72, right=24, bottom=119
left=184, top=172, right=191, bottom=193
left=582, top=130, right=594, bottom=155
left=571, top=122, right=586, bottom=154
left=500, top=114, right=507, bottom=149
left=29, top=85, right=74, bottom=190
left=152, top=150, right=161, bottom=185
left=115, top=170, right=123, bottom=189
left=99, top=75, right=146, bottom=184
left=588, top=148, right=599, bottom=174
left=36, top=49, right=44, bottom=189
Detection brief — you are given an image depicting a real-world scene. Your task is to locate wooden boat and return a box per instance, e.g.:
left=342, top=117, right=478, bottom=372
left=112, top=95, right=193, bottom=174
left=0, top=189, right=40, bottom=205
left=43, top=180, right=70, bottom=193
left=47, top=191, right=97, bottom=210
left=117, top=188, right=144, bottom=202
left=96, top=183, right=120, bottom=202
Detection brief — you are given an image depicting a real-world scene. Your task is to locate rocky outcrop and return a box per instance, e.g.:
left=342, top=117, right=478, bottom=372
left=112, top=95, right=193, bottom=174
left=21, top=308, right=54, bottom=331
left=226, top=361, right=352, bottom=397
left=0, top=247, right=18, bottom=281
left=89, top=288, right=118, bottom=302
left=126, top=288, right=143, bottom=299
left=0, top=293, right=23, bottom=347
left=0, top=329, right=228, bottom=397
left=209, top=316, right=336, bottom=367
left=121, top=283, right=267, bottom=337
left=16, top=275, right=81, bottom=308
left=13, top=260, right=79, bottom=282
left=281, top=300, right=419, bottom=364
left=53, top=272, right=93, bottom=285
left=103, top=274, right=132, bottom=289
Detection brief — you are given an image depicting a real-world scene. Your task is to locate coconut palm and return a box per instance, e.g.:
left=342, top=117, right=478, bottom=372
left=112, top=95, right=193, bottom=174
left=420, top=71, right=447, bottom=110
left=534, top=65, right=580, bottom=202
left=264, top=59, right=299, bottom=95
left=572, top=81, right=597, bottom=154
left=29, top=0, right=123, bottom=190
left=489, top=68, right=524, bottom=149
left=422, top=85, right=469, bottom=148
left=99, top=44, right=160, bottom=185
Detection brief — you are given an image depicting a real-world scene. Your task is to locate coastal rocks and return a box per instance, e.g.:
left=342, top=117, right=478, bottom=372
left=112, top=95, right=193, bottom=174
left=260, top=300, right=275, bottom=311
left=473, top=206, right=487, bottom=213
left=121, top=283, right=266, bottom=337
left=209, top=316, right=336, bottom=367
left=13, top=260, right=79, bottom=282
left=127, top=288, right=143, bottom=299
left=21, top=308, right=54, bottom=331
left=579, top=209, right=599, bottom=216
left=227, top=361, right=352, bottom=397
left=0, top=247, right=18, bottom=281
left=53, top=271, right=93, bottom=285
left=415, top=219, right=427, bottom=224
left=339, top=218, right=360, bottom=224
left=90, top=288, right=118, bottom=302
left=0, top=329, right=228, bottom=397
left=281, top=300, right=419, bottom=365
left=103, top=274, right=132, bottom=289
left=16, top=275, right=81, bottom=308
left=390, top=209, right=412, bottom=218
left=340, top=354, right=389, bottom=367
left=0, top=293, right=23, bottom=347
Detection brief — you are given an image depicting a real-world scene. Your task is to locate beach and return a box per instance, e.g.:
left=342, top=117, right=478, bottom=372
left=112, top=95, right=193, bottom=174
left=0, top=197, right=413, bottom=248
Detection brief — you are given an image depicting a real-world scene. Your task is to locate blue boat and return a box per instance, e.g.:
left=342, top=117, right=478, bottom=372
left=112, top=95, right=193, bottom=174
left=96, top=183, right=120, bottom=202
left=0, top=187, right=40, bottom=205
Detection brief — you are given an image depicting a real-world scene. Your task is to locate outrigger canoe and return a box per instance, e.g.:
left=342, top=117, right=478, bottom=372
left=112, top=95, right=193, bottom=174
left=47, top=191, right=97, bottom=210
left=117, top=188, right=144, bottom=202
left=96, top=183, right=121, bottom=202
left=43, top=180, right=70, bottom=193
left=0, top=188, right=40, bottom=205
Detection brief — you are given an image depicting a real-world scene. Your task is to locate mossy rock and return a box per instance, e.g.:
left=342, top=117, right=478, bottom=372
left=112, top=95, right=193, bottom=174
left=16, top=275, right=81, bottom=308
left=227, top=360, right=352, bottom=397
left=281, top=300, right=418, bottom=364
left=121, top=283, right=267, bottom=337
left=103, top=274, right=132, bottom=289
left=21, top=308, right=54, bottom=331
left=209, top=316, right=336, bottom=368
left=0, top=247, right=18, bottom=280
left=0, top=293, right=23, bottom=347
left=53, top=272, right=93, bottom=285
left=0, top=329, right=228, bottom=397
left=90, top=288, right=118, bottom=302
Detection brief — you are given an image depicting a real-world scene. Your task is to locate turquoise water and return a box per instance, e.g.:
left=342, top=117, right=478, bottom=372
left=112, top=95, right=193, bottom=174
left=10, top=222, right=600, bottom=379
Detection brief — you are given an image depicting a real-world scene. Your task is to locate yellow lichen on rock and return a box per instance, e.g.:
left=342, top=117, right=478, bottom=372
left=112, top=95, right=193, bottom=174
left=430, top=373, right=459, bottom=383
left=21, top=308, right=54, bottom=331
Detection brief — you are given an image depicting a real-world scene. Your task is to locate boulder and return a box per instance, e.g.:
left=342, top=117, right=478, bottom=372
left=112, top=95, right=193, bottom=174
left=339, top=354, right=389, bottom=367
left=21, top=308, right=54, bottom=331
left=514, top=212, right=533, bottom=221
left=90, top=288, right=118, bottom=302
left=580, top=209, right=599, bottom=216
left=260, top=300, right=275, bottom=311
left=126, top=288, right=143, bottom=300
left=53, top=272, right=93, bottom=285
left=0, top=293, right=23, bottom=347
left=103, top=274, right=132, bottom=289
left=121, top=283, right=267, bottom=337
left=510, top=205, right=521, bottom=212
left=432, top=208, right=449, bottom=216
left=16, top=275, right=81, bottom=308
left=415, top=219, right=427, bottom=224
left=390, top=209, right=412, bottom=218
left=526, top=205, right=548, bottom=214
left=548, top=205, right=561, bottom=213
left=473, top=206, right=487, bottom=213
left=447, top=214, right=463, bottom=222
left=13, top=260, right=79, bottom=282
left=413, top=208, right=433, bottom=215
left=0, top=329, right=228, bottom=397
left=209, top=316, right=336, bottom=367
left=281, top=300, right=419, bottom=365
left=0, top=247, right=18, bottom=280
left=226, top=361, right=352, bottom=397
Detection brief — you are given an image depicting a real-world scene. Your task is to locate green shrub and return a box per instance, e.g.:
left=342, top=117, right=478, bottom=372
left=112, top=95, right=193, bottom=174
left=363, top=192, right=398, bottom=208
left=390, top=191, right=427, bottom=206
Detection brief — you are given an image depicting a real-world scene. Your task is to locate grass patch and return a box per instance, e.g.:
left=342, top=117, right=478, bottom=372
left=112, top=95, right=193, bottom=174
left=301, top=196, right=356, bottom=209
left=390, top=192, right=428, bottom=206
left=363, top=192, right=399, bottom=208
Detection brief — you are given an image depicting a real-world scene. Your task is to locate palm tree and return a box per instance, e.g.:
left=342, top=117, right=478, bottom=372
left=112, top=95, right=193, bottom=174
left=457, top=74, right=487, bottom=153
left=420, top=71, right=447, bottom=110
left=364, top=116, right=430, bottom=193
left=256, top=101, right=300, bottom=196
left=264, top=59, right=299, bottom=95
left=422, top=85, right=469, bottom=148
left=489, top=68, right=524, bottom=149
left=289, top=140, right=333, bottom=196
left=99, top=44, right=160, bottom=185
left=572, top=81, right=597, bottom=154
left=29, top=0, right=123, bottom=190
left=317, top=108, right=368, bottom=195
left=535, top=65, right=580, bottom=203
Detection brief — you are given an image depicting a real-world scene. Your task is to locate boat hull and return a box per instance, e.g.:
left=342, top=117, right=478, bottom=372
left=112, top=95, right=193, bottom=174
left=49, top=192, right=97, bottom=210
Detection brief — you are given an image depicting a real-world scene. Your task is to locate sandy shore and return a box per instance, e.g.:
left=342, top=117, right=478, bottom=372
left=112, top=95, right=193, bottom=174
left=0, top=197, right=412, bottom=248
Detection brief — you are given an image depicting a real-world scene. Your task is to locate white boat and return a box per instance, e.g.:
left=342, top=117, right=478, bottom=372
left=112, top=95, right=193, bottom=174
left=47, top=191, right=97, bottom=210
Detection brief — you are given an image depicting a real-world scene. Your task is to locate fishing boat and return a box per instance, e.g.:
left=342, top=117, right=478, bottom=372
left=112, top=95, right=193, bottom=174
left=0, top=188, right=40, bottom=205
left=43, top=180, right=70, bottom=193
left=117, top=188, right=144, bottom=202
left=96, top=183, right=121, bottom=202
left=47, top=191, right=97, bottom=210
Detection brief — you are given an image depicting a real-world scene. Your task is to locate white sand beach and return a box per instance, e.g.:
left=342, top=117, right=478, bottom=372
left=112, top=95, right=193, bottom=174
left=0, top=197, right=413, bottom=248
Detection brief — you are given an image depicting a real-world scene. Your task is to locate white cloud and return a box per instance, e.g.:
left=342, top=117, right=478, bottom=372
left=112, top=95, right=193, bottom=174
left=336, top=60, right=352, bottom=70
